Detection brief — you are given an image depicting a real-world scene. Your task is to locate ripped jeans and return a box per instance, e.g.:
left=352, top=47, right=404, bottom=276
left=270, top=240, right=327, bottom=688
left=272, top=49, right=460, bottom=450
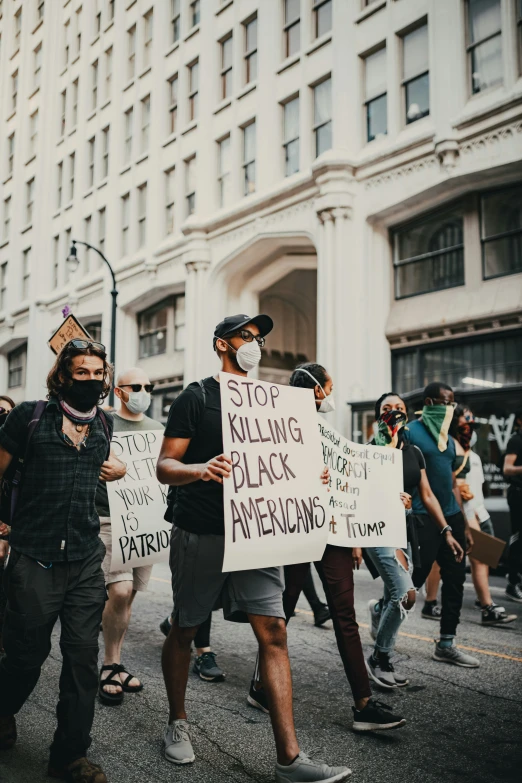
left=366, top=545, right=414, bottom=655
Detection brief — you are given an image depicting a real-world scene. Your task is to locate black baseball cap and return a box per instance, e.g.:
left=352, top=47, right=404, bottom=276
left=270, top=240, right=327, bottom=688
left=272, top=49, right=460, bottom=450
left=213, top=313, right=273, bottom=347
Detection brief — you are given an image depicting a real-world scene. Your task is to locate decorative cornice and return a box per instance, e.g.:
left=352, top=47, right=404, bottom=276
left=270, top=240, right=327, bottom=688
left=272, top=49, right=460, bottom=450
left=364, top=155, right=438, bottom=190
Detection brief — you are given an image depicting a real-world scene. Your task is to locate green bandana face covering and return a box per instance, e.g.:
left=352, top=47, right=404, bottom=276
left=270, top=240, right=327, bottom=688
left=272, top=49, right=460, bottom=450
left=421, top=405, right=454, bottom=452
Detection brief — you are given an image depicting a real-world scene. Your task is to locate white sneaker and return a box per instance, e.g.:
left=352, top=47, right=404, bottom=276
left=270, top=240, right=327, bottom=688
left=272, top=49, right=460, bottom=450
left=432, top=642, right=479, bottom=668
left=275, top=752, right=351, bottom=782
left=163, top=719, right=195, bottom=765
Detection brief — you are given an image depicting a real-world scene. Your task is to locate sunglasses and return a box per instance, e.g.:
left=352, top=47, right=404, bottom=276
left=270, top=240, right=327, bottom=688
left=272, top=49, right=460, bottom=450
left=230, top=329, right=266, bottom=348
left=119, top=383, right=155, bottom=393
left=68, top=339, right=106, bottom=353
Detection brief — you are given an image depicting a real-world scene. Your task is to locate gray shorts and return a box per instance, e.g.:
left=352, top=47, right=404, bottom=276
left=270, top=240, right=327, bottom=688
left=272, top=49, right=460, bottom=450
left=170, top=526, right=285, bottom=627
left=480, top=517, right=494, bottom=537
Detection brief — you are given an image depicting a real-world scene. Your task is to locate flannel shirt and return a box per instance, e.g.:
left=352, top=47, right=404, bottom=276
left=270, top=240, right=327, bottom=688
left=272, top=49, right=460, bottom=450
left=0, top=397, right=113, bottom=562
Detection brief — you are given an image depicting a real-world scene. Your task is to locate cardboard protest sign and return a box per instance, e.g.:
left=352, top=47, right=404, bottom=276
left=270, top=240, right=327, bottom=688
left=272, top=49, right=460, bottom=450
left=220, top=372, right=329, bottom=572
left=107, top=430, right=170, bottom=571
left=318, top=420, right=406, bottom=548
left=48, top=314, right=92, bottom=354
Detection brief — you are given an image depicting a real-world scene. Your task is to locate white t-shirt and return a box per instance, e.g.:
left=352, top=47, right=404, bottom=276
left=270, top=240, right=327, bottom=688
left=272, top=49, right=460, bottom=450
left=463, top=450, right=489, bottom=524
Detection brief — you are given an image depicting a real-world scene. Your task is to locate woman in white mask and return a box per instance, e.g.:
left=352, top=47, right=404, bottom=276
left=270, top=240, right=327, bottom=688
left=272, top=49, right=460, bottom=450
left=248, top=362, right=407, bottom=734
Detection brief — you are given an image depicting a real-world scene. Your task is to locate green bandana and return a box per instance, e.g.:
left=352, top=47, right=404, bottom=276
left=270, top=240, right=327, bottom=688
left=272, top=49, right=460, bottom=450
left=420, top=405, right=454, bottom=452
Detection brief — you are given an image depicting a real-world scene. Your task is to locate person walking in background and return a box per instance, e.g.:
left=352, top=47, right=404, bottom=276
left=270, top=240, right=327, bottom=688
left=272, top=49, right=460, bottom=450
left=408, top=382, right=479, bottom=667
left=504, top=408, right=522, bottom=602
left=96, top=367, right=164, bottom=705
left=159, top=612, right=224, bottom=683
left=0, top=340, right=125, bottom=783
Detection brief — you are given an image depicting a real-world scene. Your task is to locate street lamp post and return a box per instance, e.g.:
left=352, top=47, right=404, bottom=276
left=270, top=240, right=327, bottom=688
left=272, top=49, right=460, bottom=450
left=67, top=240, right=118, bottom=407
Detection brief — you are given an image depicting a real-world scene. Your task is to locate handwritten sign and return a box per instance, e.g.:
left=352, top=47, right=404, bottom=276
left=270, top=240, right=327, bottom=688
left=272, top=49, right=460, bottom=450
left=319, top=421, right=406, bottom=548
left=48, top=314, right=92, bottom=355
left=107, top=430, right=170, bottom=570
left=220, top=372, right=329, bottom=572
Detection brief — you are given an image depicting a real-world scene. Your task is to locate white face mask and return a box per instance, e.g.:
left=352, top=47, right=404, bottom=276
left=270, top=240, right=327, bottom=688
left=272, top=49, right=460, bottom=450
left=295, top=368, right=336, bottom=413
left=124, top=390, right=151, bottom=415
left=225, top=339, right=262, bottom=372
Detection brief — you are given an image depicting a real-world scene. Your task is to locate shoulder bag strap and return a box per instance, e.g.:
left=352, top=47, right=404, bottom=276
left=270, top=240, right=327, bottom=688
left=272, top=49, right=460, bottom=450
left=10, top=400, right=47, bottom=522
left=96, top=408, right=112, bottom=460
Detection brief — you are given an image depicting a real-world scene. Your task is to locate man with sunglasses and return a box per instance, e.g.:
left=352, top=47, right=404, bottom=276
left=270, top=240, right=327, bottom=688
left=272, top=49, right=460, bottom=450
left=408, top=382, right=479, bottom=668
left=156, top=314, right=350, bottom=782
left=95, top=367, right=163, bottom=705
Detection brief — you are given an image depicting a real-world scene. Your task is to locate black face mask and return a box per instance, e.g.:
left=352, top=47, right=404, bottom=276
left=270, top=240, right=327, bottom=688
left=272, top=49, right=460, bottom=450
left=65, top=379, right=104, bottom=412
left=0, top=411, right=9, bottom=427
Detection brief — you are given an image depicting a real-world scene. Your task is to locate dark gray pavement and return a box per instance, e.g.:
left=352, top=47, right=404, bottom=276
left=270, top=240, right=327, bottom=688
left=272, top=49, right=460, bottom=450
left=1, top=564, right=521, bottom=783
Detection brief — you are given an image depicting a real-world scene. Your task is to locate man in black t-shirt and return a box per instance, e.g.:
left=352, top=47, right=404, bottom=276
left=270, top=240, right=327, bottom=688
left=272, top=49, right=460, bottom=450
left=156, top=314, right=350, bottom=783
left=504, top=409, right=522, bottom=602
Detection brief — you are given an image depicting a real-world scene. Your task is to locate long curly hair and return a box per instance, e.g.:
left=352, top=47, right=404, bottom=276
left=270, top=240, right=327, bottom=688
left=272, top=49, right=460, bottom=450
left=46, top=341, right=113, bottom=400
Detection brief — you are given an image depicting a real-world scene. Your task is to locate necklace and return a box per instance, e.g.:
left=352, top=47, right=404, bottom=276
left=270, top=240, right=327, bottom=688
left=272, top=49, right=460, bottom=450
left=75, top=423, right=84, bottom=433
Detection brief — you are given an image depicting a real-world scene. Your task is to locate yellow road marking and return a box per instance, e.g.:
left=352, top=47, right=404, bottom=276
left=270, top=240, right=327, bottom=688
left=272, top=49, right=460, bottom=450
left=150, top=576, right=171, bottom=584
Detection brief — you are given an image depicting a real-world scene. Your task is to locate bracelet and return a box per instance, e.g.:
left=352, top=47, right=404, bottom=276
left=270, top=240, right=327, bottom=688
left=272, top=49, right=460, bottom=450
left=440, top=525, right=452, bottom=536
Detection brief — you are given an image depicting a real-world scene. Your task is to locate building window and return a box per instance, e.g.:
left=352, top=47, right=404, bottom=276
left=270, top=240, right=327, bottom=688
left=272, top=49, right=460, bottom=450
left=139, top=300, right=169, bottom=358
left=402, top=24, right=429, bottom=124
left=124, top=107, right=133, bottom=163
left=313, top=77, right=332, bottom=157
left=141, top=95, right=150, bottom=152
left=60, top=89, right=67, bottom=136
left=29, top=110, right=38, bottom=159
left=37, top=0, right=45, bottom=21
left=313, top=0, right=331, bottom=39
left=185, top=156, right=196, bottom=215
left=8, top=345, right=26, bottom=389
left=72, top=78, right=79, bottom=126
left=481, top=184, right=522, bottom=279
left=52, top=235, right=60, bottom=287
left=101, top=126, right=109, bottom=179
left=218, top=135, right=231, bottom=208
left=68, top=152, right=75, bottom=201
left=3, top=197, right=11, bottom=241
left=284, top=0, right=300, bottom=58
left=467, top=0, right=502, bottom=94
left=85, top=321, right=102, bottom=342
left=127, top=25, right=136, bottom=80
left=171, top=0, right=180, bottom=44
left=64, top=228, right=72, bottom=282
left=283, top=96, right=299, bottom=176
left=88, top=136, right=95, bottom=187
left=174, top=295, right=185, bottom=350
left=7, top=133, right=15, bottom=177
left=138, top=183, right=147, bottom=247
left=98, top=207, right=106, bottom=257
left=190, top=0, right=200, bottom=28
left=14, top=7, right=22, bottom=52
left=143, top=8, right=153, bottom=69
left=64, top=19, right=70, bottom=66
left=364, top=47, right=387, bottom=142
left=94, top=0, right=101, bottom=35
left=1, top=262, right=8, bottom=311
left=188, top=60, right=199, bottom=121
left=244, top=15, right=257, bottom=84
left=11, top=70, right=18, bottom=112
left=57, top=161, right=63, bottom=208
left=168, top=74, right=178, bottom=134
left=220, top=34, right=233, bottom=100
left=105, top=47, right=112, bottom=100
left=22, top=249, right=31, bottom=300
left=33, top=44, right=42, bottom=90
left=92, top=59, right=98, bottom=109
left=394, top=208, right=465, bottom=299
left=165, top=167, right=175, bottom=234
left=75, top=6, right=82, bottom=54
left=109, top=0, right=115, bottom=22
left=121, top=193, right=130, bottom=255
left=26, top=179, right=35, bottom=225
left=393, top=333, right=522, bottom=394
left=84, top=216, right=91, bottom=272
left=243, top=121, right=256, bottom=196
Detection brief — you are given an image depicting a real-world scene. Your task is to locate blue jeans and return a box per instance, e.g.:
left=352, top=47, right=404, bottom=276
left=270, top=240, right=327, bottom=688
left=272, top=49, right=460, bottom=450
left=366, top=546, right=414, bottom=654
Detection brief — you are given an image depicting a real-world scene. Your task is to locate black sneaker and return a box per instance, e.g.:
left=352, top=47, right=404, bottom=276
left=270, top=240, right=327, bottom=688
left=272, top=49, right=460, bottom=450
left=247, top=680, right=269, bottom=713
left=421, top=602, right=442, bottom=620
left=481, top=605, right=517, bottom=626
left=160, top=616, right=172, bottom=637
left=193, top=652, right=224, bottom=682
left=352, top=698, right=406, bottom=732
left=505, top=583, right=522, bottom=603
left=313, top=604, right=331, bottom=627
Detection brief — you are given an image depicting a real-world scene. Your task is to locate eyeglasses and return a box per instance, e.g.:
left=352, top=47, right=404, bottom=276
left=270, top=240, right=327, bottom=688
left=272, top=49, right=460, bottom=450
left=68, top=339, right=106, bottom=353
left=119, top=383, right=155, bottom=393
left=230, top=329, right=266, bottom=348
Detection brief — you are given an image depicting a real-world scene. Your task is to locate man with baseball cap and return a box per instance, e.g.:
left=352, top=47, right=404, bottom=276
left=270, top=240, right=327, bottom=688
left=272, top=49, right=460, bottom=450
left=157, top=315, right=351, bottom=782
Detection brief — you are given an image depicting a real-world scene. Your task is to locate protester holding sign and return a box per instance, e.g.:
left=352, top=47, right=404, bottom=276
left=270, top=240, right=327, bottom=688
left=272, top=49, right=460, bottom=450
left=157, top=316, right=351, bottom=783
left=96, top=367, right=164, bottom=705
left=503, top=408, right=522, bottom=603
left=366, top=393, right=464, bottom=689
left=249, top=364, right=406, bottom=733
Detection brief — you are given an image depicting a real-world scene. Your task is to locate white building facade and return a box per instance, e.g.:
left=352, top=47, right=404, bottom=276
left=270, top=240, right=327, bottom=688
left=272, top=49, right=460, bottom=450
left=0, top=0, right=521, bottom=446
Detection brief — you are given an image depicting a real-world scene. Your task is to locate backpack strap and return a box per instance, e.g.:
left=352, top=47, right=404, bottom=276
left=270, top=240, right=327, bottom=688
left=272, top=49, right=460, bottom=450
left=10, top=400, right=47, bottom=523
left=97, top=408, right=112, bottom=460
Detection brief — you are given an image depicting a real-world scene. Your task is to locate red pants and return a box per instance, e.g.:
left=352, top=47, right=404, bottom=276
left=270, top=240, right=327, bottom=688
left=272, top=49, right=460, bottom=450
left=284, top=545, right=372, bottom=702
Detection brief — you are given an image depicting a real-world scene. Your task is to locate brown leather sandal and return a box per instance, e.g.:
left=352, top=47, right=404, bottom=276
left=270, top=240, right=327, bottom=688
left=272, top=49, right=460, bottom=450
left=47, top=756, right=107, bottom=783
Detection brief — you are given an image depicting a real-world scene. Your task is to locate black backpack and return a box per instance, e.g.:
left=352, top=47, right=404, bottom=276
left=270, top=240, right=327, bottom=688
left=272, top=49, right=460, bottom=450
left=164, top=379, right=207, bottom=523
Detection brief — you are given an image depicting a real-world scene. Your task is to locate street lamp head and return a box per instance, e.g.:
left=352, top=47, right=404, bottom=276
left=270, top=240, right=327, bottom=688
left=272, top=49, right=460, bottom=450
left=66, top=242, right=80, bottom=274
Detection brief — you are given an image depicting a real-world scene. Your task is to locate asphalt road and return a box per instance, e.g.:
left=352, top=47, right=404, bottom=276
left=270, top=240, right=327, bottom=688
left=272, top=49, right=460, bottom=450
left=1, top=563, right=521, bottom=783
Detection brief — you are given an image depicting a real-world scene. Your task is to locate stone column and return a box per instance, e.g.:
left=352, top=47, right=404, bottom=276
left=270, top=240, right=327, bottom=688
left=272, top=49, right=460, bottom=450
left=181, top=218, right=212, bottom=385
